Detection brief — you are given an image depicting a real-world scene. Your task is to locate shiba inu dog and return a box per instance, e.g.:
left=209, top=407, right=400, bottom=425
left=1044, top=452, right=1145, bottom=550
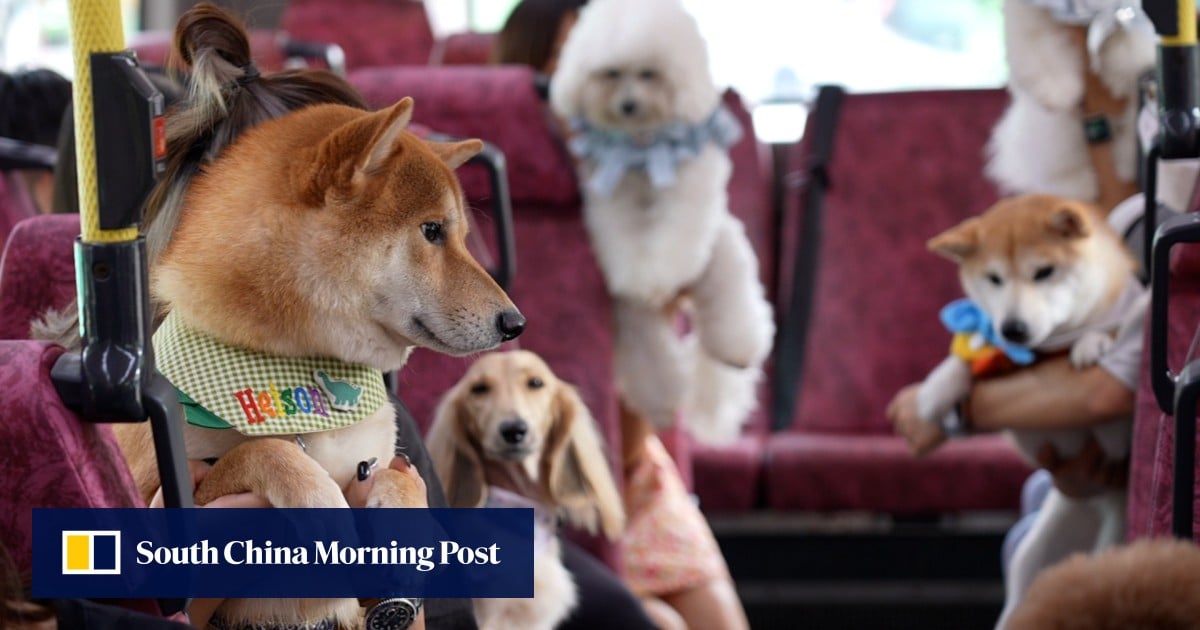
left=108, top=4, right=524, bottom=628
left=916, top=193, right=1145, bottom=627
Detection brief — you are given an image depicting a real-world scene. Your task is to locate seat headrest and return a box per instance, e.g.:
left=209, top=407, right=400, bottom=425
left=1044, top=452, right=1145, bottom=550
left=349, top=65, right=579, bottom=208
left=0, top=214, right=78, bottom=340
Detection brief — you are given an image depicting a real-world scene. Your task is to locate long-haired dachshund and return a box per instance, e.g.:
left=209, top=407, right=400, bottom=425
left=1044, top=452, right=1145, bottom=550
left=427, top=350, right=625, bottom=630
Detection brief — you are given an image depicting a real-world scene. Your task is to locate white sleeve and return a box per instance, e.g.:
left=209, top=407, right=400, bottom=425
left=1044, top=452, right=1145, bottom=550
left=1097, top=290, right=1150, bottom=392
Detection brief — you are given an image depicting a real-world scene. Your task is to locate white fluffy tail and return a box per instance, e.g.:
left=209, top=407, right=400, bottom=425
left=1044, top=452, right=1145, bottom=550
left=682, top=337, right=762, bottom=445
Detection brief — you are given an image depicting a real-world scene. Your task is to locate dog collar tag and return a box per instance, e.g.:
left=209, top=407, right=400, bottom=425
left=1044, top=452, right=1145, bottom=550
left=154, top=311, right=389, bottom=436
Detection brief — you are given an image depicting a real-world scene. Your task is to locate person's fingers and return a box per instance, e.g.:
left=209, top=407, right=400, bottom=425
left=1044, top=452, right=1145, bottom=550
left=149, top=487, right=165, bottom=509
left=203, top=492, right=271, bottom=509
left=345, top=458, right=380, bottom=508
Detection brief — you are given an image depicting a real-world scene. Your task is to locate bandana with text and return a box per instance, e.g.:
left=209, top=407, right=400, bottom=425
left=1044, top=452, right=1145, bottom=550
left=154, top=311, right=388, bottom=436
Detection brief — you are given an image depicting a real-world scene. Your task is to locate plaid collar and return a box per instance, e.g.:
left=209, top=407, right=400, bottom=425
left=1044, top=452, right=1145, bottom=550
left=154, top=311, right=388, bottom=436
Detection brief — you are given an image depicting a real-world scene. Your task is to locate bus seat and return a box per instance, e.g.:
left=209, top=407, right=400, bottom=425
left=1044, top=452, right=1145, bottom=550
left=1126, top=193, right=1200, bottom=540
left=0, top=214, right=78, bottom=340
left=687, top=89, right=774, bottom=512
left=765, top=88, right=1031, bottom=514
left=130, top=29, right=287, bottom=70
left=347, top=65, right=620, bottom=565
left=282, top=0, right=434, bottom=71
left=0, top=340, right=147, bottom=584
left=430, top=32, right=496, bottom=66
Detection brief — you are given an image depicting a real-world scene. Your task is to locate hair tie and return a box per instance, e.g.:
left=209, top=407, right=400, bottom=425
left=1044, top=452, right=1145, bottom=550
left=235, top=63, right=260, bottom=87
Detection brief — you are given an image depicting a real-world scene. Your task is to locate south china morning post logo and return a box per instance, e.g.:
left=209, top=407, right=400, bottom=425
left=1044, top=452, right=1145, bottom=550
left=61, top=531, right=121, bottom=575
left=34, top=508, right=534, bottom=599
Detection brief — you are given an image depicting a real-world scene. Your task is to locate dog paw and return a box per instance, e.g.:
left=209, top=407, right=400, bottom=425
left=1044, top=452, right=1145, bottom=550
left=1025, top=73, right=1084, bottom=112
left=1070, top=331, right=1114, bottom=368
left=364, top=468, right=425, bottom=508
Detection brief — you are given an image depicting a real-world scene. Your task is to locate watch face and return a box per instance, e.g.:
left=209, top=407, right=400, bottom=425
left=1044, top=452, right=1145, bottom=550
left=367, top=599, right=418, bottom=630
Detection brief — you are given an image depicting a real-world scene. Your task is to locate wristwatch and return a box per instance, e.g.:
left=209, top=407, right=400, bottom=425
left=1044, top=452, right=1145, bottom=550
left=364, top=597, right=423, bottom=630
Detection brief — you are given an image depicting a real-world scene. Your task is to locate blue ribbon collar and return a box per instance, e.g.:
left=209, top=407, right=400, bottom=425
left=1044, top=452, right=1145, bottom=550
left=568, top=104, right=743, bottom=196
left=940, top=298, right=1035, bottom=365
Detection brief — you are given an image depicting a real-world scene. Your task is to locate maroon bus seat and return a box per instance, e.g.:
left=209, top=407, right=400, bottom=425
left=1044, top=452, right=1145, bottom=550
left=687, top=89, right=774, bottom=511
left=0, top=214, right=78, bottom=340
left=0, top=340, right=147, bottom=583
left=282, top=0, right=434, bottom=70
left=430, top=32, right=496, bottom=66
left=765, top=89, right=1031, bottom=514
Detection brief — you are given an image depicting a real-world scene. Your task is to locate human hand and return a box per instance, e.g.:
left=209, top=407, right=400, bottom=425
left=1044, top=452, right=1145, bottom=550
left=1036, top=438, right=1128, bottom=499
left=149, top=460, right=269, bottom=508
left=888, top=384, right=948, bottom=457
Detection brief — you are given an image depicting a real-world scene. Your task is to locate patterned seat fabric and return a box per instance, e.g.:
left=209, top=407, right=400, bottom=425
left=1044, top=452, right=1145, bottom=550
left=0, top=214, right=78, bottom=340
left=0, top=174, right=37, bottom=255
left=129, top=29, right=290, bottom=71
left=0, top=341, right=146, bottom=584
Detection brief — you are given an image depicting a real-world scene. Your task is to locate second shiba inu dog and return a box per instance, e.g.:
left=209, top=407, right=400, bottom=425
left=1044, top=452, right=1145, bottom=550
left=916, top=193, right=1146, bottom=627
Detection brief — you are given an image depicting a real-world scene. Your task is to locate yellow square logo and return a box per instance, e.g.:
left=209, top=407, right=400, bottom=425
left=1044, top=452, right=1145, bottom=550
left=61, top=531, right=120, bottom=575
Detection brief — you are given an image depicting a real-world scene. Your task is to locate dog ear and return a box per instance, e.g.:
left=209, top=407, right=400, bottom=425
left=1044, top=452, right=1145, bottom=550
left=1047, top=205, right=1091, bottom=239
left=360, top=97, right=415, bottom=175
left=425, top=138, right=484, bottom=170
left=928, top=217, right=980, bottom=262
left=300, top=98, right=415, bottom=204
left=541, top=384, right=625, bottom=540
left=426, top=383, right=486, bottom=508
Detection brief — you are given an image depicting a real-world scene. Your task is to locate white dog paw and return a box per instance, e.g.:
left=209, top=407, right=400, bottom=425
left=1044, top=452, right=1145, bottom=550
left=1026, top=73, right=1084, bottom=112
left=1070, top=331, right=1114, bottom=368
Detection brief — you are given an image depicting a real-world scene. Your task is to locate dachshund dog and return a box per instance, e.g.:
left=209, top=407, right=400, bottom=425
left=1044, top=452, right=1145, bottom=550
left=427, top=351, right=625, bottom=630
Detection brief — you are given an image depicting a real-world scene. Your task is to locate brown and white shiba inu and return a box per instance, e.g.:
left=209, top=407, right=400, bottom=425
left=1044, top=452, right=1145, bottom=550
left=917, top=193, right=1145, bottom=627
left=106, top=6, right=524, bottom=628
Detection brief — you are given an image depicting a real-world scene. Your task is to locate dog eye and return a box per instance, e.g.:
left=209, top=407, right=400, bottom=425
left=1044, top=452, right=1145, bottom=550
left=986, top=272, right=1004, bottom=287
left=527, top=377, right=544, bottom=390
left=421, top=222, right=445, bottom=244
left=603, top=68, right=621, bottom=80
left=638, top=69, right=658, bottom=81
left=1033, top=265, right=1055, bottom=282
left=469, top=382, right=490, bottom=395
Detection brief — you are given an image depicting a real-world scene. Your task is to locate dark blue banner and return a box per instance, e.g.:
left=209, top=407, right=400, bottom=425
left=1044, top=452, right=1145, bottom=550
left=33, top=508, right=533, bottom=598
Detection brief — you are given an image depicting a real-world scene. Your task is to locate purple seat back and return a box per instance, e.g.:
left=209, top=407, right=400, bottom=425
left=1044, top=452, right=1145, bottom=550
left=282, top=0, right=434, bottom=69
left=0, top=214, right=78, bottom=340
left=787, top=89, right=1006, bottom=434
left=431, top=32, right=496, bottom=66
left=0, top=340, right=145, bottom=584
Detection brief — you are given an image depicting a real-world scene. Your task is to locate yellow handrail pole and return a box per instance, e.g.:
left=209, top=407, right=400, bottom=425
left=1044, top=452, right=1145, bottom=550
left=67, top=0, right=138, bottom=244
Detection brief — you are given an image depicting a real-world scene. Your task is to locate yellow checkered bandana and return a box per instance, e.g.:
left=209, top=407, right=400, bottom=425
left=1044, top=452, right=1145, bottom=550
left=154, top=311, right=388, bottom=436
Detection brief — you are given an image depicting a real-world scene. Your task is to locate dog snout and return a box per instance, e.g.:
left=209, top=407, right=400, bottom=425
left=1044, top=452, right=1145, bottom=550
left=619, top=100, right=639, bottom=116
left=499, top=419, right=529, bottom=445
left=496, top=309, right=526, bottom=342
left=1000, top=319, right=1030, bottom=345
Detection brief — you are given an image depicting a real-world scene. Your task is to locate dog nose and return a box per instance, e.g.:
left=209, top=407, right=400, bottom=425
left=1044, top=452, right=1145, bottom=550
left=499, top=419, right=529, bottom=445
left=1000, top=319, right=1029, bottom=345
left=620, top=100, right=638, bottom=116
left=496, top=309, right=526, bottom=341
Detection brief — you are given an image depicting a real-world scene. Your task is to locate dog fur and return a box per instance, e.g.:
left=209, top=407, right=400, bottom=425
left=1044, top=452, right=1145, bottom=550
left=986, top=0, right=1155, bottom=202
left=549, top=0, right=773, bottom=443
left=1004, top=538, right=1200, bottom=630
left=427, top=351, right=625, bottom=630
left=920, top=194, right=1144, bottom=627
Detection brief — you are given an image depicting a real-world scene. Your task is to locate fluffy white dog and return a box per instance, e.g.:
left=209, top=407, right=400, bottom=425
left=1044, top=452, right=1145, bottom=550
left=550, top=0, right=773, bottom=442
left=986, top=0, right=1156, bottom=204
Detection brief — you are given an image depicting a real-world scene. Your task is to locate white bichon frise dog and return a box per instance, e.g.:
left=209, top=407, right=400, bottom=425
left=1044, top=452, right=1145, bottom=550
left=550, top=0, right=773, bottom=443
left=986, top=0, right=1156, bottom=205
